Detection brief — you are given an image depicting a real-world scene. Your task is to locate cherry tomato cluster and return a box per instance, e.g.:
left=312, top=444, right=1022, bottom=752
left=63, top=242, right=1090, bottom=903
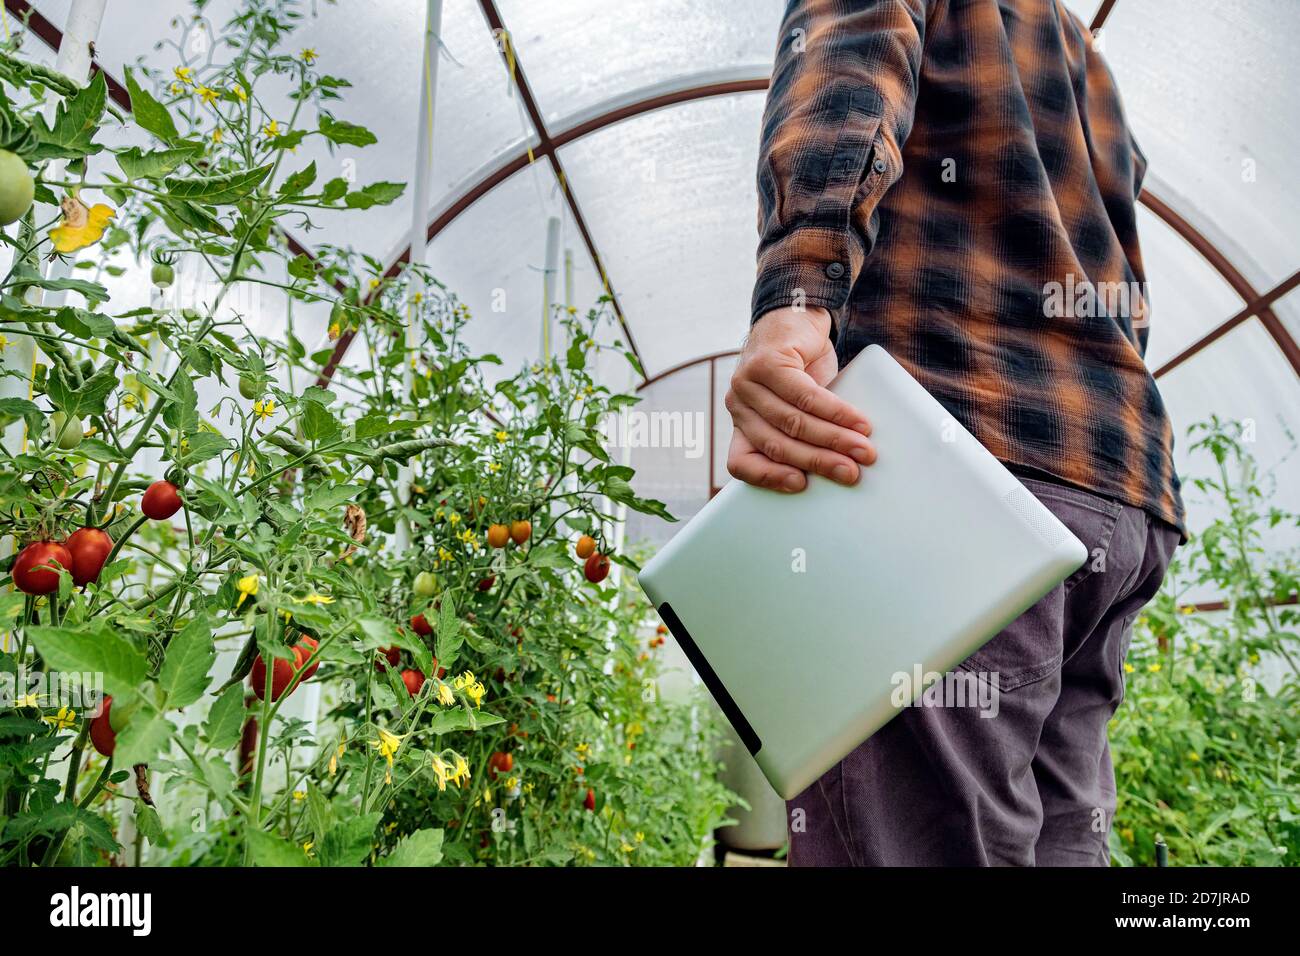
left=486, top=520, right=532, bottom=550
left=574, top=534, right=611, bottom=584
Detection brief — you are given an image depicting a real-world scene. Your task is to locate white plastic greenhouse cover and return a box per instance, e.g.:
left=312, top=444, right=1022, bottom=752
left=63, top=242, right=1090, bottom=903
left=21, top=0, right=1300, bottom=592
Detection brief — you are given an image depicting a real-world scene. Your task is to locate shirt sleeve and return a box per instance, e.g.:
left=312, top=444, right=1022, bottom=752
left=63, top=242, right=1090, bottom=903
left=752, top=0, right=931, bottom=333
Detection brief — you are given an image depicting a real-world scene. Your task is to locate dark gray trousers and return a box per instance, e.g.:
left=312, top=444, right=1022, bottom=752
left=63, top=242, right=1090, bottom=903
left=787, top=476, right=1181, bottom=866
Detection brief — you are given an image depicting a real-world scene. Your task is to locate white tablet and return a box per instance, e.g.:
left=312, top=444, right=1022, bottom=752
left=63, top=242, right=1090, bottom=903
left=637, top=345, right=1087, bottom=800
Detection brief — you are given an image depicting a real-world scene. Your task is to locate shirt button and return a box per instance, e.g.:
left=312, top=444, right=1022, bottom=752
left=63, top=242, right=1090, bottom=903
left=872, top=157, right=887, bottom=174
left=825, top=262, right=845, bottom=280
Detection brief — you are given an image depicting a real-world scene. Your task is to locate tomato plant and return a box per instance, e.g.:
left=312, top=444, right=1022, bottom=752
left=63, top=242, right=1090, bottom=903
left=0, top=0, right=737, bottom=869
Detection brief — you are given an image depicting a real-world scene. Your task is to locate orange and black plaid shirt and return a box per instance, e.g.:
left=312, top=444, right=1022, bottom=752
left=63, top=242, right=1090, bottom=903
left=752, top=0, right=1185, bottom=535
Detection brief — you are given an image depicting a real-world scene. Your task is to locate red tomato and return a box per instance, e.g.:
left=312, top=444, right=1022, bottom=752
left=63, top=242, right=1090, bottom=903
left=431, top=656, right=446, bottom=679
left=375, top=645, right=401, bottom=672
left=295, top=636, right=320, bottom=680
left=89, top=695, right=116, bottom=757
left=400, top=668, right=426, bottom=697
left=509, top=520, right=532, bottom=546
left=583, top=788, right=596, bottom=812
left=477, top=575, right=495, bottom=592
left=583, top=552, right=610, bottom=584
left=141, top=480, right=182, bottom=521
left=65, top=527, right=113, bottom=587
left=410, top=613, right=433, bottom=637
left=250, top=653, right=298, bottom=701
left=488, top=751, right=513, bottom=780
left=12, top=541, right=72, bottom=595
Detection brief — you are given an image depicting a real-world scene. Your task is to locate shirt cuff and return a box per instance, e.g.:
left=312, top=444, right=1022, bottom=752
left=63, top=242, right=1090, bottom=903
left=750, top=225, right=865, bottom=336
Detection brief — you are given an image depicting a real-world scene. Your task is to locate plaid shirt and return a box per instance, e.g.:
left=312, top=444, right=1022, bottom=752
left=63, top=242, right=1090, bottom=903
left=752, top=0, right=1186, bottom=536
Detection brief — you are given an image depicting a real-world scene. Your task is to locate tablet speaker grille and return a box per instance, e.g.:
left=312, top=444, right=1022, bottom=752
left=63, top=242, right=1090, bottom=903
left=1003, top=487, right=1065, bottom=546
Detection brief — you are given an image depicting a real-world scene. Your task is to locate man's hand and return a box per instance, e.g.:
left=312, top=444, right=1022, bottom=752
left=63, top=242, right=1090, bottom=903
left=725, top=306, right=877, bottom=492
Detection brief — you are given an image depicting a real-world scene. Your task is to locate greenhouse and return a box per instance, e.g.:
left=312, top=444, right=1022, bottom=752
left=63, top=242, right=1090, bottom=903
left=0, top=0, right=1296, bottom=904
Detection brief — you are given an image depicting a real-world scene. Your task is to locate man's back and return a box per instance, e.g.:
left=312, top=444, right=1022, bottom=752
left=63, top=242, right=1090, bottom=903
left=747, top=0, right=1184, bottom=534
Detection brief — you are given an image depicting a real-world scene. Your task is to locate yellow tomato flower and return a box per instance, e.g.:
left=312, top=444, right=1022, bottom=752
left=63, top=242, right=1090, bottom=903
left=430, top=753, right=452, bottom=791
left=1148, top=662, right=1161, bottom=673
left=173, top=66, right=194, bottom=85
left=292, top=592, right=335, bottom=605
left=1123, top=662, right=1134, bottom=674
left=0, top=333, right=9, bottom=351
left=263, top=119, right=281, bottom=138
left=1187, top=751, right=1200, bottom=762
left=50, top=196, right=116, bottom=253
left=327, top=322, right=341, bottom=340
left=232, top=84, right=247, bottom=102
left=452, top=671, right=486, bottom=707
left=195, top=85, right=219, bottom=105
left=252, top=398, right=275, bottom=421
left=487, top=462, right=501, bottom=474
left=235, top=574, right=260, bottom=608
left=303, top=841, right=314, bottom=857
left=448, top=513, right=461, bottom=526
left=211, top=126, right=223, bottom=144
left=292, top=790, right=305, bottom=802
left=300, top=47, right=318, bottom=63
left=372, top=728, right=406, bottom=785
left=436, top=682, right=455, bottom=706
left=495, top=430, right=508, bottom=443
left=44, top=706, right=76, bottom=730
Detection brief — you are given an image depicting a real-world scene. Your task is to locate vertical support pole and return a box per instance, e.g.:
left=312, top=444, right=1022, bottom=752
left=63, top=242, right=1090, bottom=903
left=396, top=0, right=444, bottom=552
left=540, top=216, right=560, bottom=360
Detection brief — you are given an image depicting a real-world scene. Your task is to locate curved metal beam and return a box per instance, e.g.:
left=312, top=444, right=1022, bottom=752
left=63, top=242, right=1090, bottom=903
left=1141, top=190, right=1300, bottom=377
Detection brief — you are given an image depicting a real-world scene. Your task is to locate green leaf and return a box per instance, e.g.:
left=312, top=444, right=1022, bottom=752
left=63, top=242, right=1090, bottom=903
left=0, top=397, right=41, bottom=429
left=32, top=71, right=106, bottom=158
left=203, top=684, right=244, bottom=750
left=124, top=68, right=179, bottom=143
left=116, top=143, right=201, bottom=180
left=378, top=828, right=444, bottom=867
left=12, top=274, right=109, bottom=301
left=427, top=708, right=505, bottom=734
left=71, top=437, right=125, bottom=463
left=27, top=622, right=148, bottom=705
left=318, top=115, right=377, bottom=147
left=180, top=430, right=230, bottom=465
left=305, top=484, right=361, bottom=513
left=135, top=804, right=166, bottom=845
left=320, top=178, right=348, bottom=203
left=302, top=401, right=339, bottom=442
left=160, top=198, right=229, bottom=236
left=246, top=828, right=311, bottom=867
left=113, top=709, right=176, bottom=766
left=163, top=164, right=272, bottom=204
left=159, top=615, right=215, bottom=709
left=317, top=812, right=382, bottom=868
left=187, top=473, right=239, bottom=517
left=279, top=160, right=317, bottom=196
left=435, top=594, right=461, bottom=672
left=344, top=181, right=405, bottom=209
left=287, top=253, right=318, bottom=281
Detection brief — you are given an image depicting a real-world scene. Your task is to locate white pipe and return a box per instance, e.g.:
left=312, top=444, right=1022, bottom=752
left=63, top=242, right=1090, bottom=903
left=396, top=0, right=444, bottom=552
left=541, top=216, right=560, bottom=360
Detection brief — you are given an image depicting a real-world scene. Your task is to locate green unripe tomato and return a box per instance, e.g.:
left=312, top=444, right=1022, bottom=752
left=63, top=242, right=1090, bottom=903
left=0, top=149, right=35, bottom=226
left=413, top=571, right=440, bottom=598
left=238, top=374, right=260, bottom=400
left=151, top=262, right=175, bottom=288
left=49, top=411, right=83, bottom=450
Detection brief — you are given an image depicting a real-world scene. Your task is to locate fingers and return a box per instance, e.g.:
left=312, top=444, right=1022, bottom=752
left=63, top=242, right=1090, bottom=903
left=727, top=397, right=863, bottom=486
left=726, top=429, right=807, bottom=493
left=736, top=351, right=872, bottom=435
left=729, top=376, right=876, bottom=466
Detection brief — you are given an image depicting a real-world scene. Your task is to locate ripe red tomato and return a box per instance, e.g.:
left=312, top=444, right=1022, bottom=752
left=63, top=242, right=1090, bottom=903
left=410, top=613, right=433, bottom=636
left=295, top=636, right=320, bottom=680
left=375, top=645, right=402, bottom=672
left=400, top=668, right=426, bottom=697
left=65, top=527, right=113, bottom=587
left=477, top=575, right=495, bottom=592
left=583, top=787, right=596, bottom=812
left=488, top=750, right=513, bottom=780
left=141, top=480, right=182, bottom=521
left=12, top=541, right=72, bottom=595
left=575, top=534, right=596, bottom=560
left=583, top=552, right=610, bottom=584
left=250, top=652, right=298, bottom=701
left=510, top=520, right=531, bottom=545
left=89, top=695, right=116, bottom=757
left=486, top=524, right=509, bottom=549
